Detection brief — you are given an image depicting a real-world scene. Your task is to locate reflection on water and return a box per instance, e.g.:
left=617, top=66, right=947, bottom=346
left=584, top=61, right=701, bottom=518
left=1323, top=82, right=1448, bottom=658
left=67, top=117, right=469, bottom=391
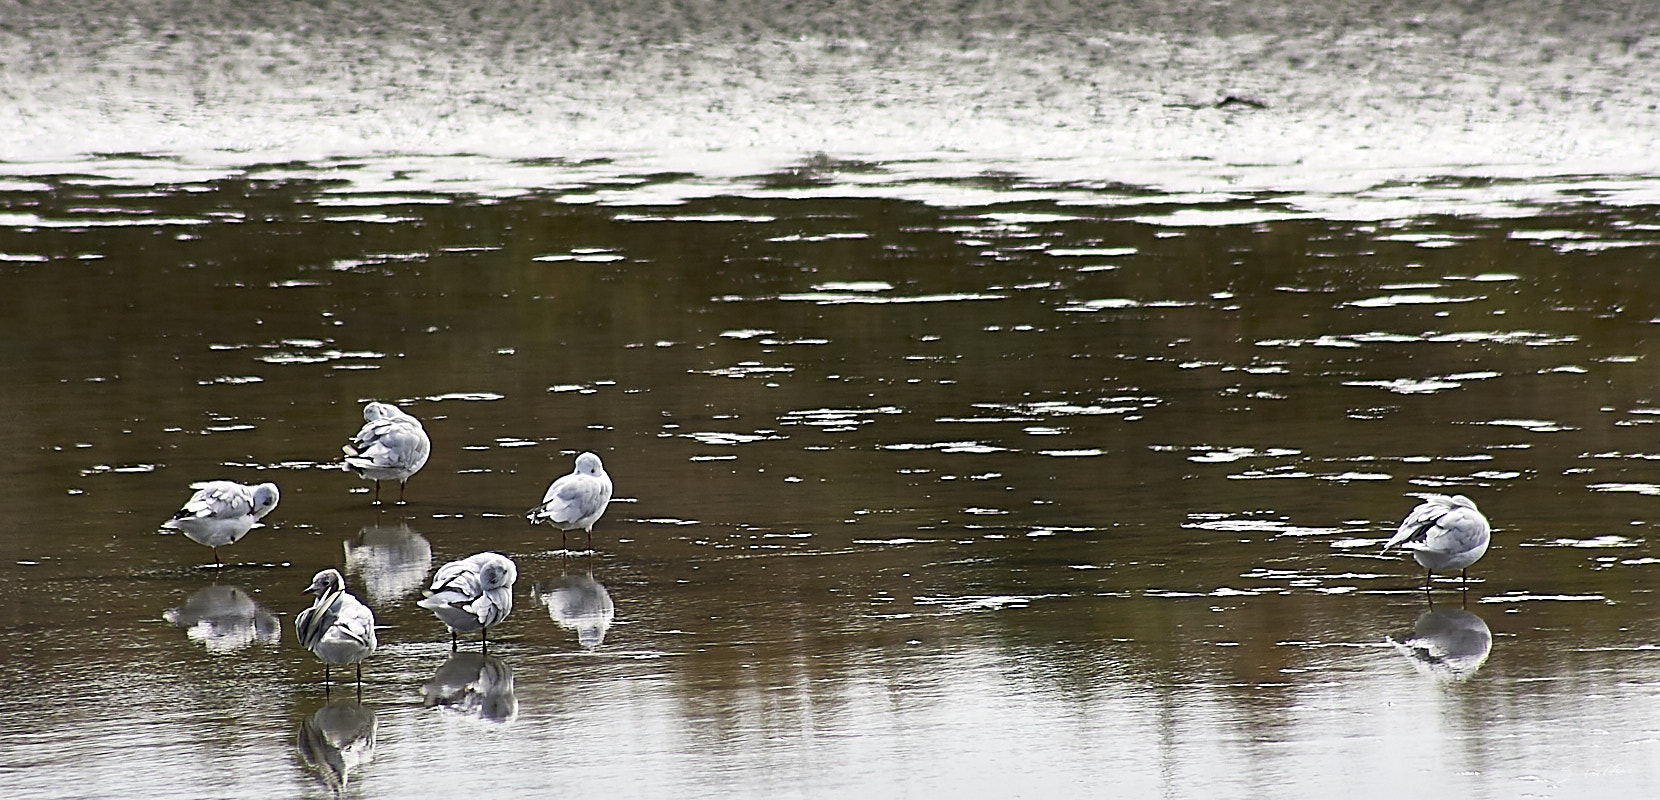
left=1388, top=606, right=1494, bottom=682
left=162, top=584, right=281, bottom=653
left=6, top=4, right=1660, bottom=793
left=420, top=652, right=519, bottom=725
left=342, top=521, right=433, bottom=605
left=533, top=568, right=615, bottom=650
left=295, top=700, right=378, bottom=794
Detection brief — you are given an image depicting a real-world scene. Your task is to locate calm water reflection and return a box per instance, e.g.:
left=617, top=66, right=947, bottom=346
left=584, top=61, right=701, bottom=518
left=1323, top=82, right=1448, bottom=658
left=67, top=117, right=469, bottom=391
left=420, top=652, right=520, bottom=725
left=534, top=561, right=617, bottom=649
left=1389, top=605, right=1494, bottom=683
left=163, top=584, right=283, bottom=653
left=343, top=521, right=433, bottom=606
left=295, top=700, right=378, bottom=794
left=7, top=3, right=1660, bottom=799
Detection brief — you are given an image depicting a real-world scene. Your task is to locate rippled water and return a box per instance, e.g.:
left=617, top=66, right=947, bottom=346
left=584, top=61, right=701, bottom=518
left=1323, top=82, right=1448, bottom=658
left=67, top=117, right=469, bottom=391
left=6, top=2, right=1660, bottom=799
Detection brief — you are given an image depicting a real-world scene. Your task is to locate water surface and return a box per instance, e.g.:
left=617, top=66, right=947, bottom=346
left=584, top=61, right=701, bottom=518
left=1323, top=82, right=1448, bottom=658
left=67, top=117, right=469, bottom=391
left=5, top=2, right=1660, bottom=799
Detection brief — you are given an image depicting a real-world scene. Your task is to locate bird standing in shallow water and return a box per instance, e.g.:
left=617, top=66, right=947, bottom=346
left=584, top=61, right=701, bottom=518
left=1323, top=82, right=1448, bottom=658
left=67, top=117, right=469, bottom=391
left=342, top=401, right=430, bottom=505
left=1383, top=494, right=1492, bottom=590
left=526, top=452, right=614, bottom=550
left=417, top=552, right=517, bottom=650
left=160, top=481, right=281, bottom=567
left=296, top=569, right=378, bottom=686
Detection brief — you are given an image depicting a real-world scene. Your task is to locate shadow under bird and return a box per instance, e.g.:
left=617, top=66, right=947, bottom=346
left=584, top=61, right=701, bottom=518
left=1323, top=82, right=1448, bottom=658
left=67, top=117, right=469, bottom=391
left=526, top=451, right=614, bottom=549
left=159, top=480, right=280, bottom=567
left=297, top=568, right=378, bottom=685
left=1383, top=493, right=1492, bottom=588
left=342, top=401, right=431, bottom=505
left=417, top=551, right=517, bottom=649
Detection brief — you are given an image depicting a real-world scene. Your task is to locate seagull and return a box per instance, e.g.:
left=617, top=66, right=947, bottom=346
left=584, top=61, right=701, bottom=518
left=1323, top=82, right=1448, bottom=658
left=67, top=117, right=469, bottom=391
left=417, top=552, right=517, bottom=650
left=526, top=452, right=614, bottom=549
left=160, top=481, right=281, bottom=567
left=1383, top=494, right=1492, bottom=589
left=342, top=401, right=431, bottom=505
left=296, top=569, right=378, bottom=685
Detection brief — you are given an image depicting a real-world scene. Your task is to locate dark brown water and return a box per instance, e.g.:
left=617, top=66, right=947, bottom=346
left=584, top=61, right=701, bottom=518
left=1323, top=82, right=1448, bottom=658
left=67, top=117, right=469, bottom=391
left=5, top=3, right=1660, bottom=799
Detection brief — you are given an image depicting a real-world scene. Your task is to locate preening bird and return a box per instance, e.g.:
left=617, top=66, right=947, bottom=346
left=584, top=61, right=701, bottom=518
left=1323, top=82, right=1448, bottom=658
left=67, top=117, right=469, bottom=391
left=526, top=452, right=613, bottom=549
left=296, top=569, right=378, bottom=685
left=342, top=401, right=430, bottom=504
left=417, top=551, right=517, bottom=649
left=160, top=480, right=281, bottom=567
left=1383, top=493, right=1491, bottom=589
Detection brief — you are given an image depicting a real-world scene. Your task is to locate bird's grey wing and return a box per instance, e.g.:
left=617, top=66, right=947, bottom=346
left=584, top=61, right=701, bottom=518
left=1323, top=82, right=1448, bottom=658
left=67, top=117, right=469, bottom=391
left=473, top=587, right=513, bottom=626
left=419, top=562, right=482, bottom=607
left=1421, top=506, right=1488, bottom=553
left=347, top=421, right=427, bottom=468
left=335, top=600, right=378, bottom=650
left=539, top=476, right=600, bottom=519
left=184, top=483, right=252, bottom=521
left=296, top=599, right=333, bottom=650
left=1384, top=502, right=1442, bottom=549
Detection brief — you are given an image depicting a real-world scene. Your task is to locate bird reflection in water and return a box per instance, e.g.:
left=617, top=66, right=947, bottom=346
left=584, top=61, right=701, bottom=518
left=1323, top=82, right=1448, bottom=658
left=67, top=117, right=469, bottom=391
left=420, top=651, right=519, bottom=724
left=295, top=699, right=377, bottom=794
left=1387, top=605, right=1493, bottom=682
left=342, top=520, right=433, bottom=605
left=162, top=584, right=281, bottom=653
left=532, top=561, right=615, bottom=649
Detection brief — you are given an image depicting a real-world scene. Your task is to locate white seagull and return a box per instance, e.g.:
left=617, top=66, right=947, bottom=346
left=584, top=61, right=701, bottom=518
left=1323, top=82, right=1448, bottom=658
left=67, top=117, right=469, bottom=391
left=296, top=569, right=378, bottom=685
left=342, top=401, right=431, bottom=505
left=160, top=480, right=281, bottom=567
left=1383, top=494, right=1492, bottom=588
left=417, top=552, right=517, bottom=649
left=526, top=452, right=614, bottom=549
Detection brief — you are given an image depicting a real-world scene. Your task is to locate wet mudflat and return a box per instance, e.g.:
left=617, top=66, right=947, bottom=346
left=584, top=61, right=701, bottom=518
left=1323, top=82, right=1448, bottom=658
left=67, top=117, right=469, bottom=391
left=5, top=2, right=1660, bottom=799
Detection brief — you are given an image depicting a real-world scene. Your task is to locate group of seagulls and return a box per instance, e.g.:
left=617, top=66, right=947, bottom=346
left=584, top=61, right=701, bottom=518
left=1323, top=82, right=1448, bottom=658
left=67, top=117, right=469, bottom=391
left=157, top=398, right=1494, bottom=684
left=158, top=400, right=615, bottom=684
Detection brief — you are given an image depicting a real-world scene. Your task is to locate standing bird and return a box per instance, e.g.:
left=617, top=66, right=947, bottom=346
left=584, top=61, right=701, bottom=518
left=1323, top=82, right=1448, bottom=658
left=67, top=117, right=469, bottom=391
left=526, top=452, right=614, bottom=549
left=342, top=401, right=430, bottom=505
left=1383, top=494, right=1492, bottom=589
left=417, top=552, right=517, bottom=650
left=160, top=481, right=281, bottom=567
left=296, top=569, right=378, bottom=685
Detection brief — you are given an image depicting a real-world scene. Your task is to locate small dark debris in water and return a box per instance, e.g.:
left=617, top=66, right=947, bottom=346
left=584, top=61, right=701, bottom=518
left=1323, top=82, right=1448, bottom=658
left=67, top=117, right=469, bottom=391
left=1217, top=95, right=1269, bottom=110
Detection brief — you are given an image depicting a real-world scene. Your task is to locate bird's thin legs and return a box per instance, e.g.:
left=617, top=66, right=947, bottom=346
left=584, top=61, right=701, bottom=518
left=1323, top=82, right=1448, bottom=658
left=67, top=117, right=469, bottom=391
left=372, top=480, right=382, bottom=505
left=396, top=479, right=408, bottom=505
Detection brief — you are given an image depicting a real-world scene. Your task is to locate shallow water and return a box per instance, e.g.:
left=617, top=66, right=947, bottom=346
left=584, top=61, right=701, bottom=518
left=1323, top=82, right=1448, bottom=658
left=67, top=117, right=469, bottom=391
left=6, top=2, right=1660, bottom=799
